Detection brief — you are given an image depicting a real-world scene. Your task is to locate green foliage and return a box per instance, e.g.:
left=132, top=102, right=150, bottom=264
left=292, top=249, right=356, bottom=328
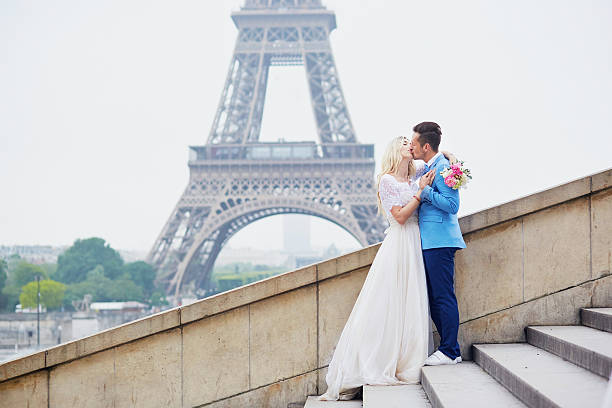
left=217, top=277, right=244, bottom=292
left=39, top=263, right=58, bottom=279
left=0, top=249, right=163, bottom=310
left=19, top=279, right=66, bottom=310
left=56, top=238, right=124, bottom=283
left=105, top=278, right=144, bottom=302
left=63, top=265, right=111, bottom=306
left=11, top=261, right=48, bottom=288
left=0, top=259, right=7, bottom=291
left=0, top=241, right=165, bottom=310
left=209, top=262, right=287, bottom=295
left=122, top=261, right=156, bottom=297
left=0, top=260, right=10, bottom=310
left=149, top=290, right=169, bottom=307
left=5, top=254, right=22, bottom=270
left=64, top=265, right=144, bottom=305
left=0, top=261, right=48, bottom=311
left=1, top=284, right=21, bottom=311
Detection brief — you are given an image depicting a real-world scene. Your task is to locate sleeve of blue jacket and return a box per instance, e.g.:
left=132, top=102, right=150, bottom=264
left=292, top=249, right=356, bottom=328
left=421, top=165, right=460, bottom=215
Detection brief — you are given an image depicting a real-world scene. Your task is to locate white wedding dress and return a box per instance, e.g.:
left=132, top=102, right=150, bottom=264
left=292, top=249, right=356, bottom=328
left=318, top=172, right=433, bottom=401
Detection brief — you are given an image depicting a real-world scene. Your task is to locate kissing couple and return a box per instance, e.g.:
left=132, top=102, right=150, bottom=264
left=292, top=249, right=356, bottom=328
left=318, top=121, right=466, bottom=401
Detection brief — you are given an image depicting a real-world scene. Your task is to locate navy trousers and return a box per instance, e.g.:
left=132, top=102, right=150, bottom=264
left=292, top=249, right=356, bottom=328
left=423, top=247, right=461, bottom=359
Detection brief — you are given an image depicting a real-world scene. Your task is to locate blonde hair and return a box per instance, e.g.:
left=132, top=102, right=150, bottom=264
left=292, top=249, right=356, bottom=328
left=376, top=136, right=415, bottom=214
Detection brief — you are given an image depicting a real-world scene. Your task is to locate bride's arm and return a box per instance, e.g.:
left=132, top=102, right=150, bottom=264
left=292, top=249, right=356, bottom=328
left=390, top=200, right=419, bottom=225
left=440, top=150, right=458, bottom=165
left=390, top=177, right=430, bottom=225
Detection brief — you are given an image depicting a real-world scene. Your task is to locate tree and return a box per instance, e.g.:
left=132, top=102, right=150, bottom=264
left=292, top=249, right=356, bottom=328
left=105, top=278, right=144, bottom=302
left=63, top=265, right=112, bottom=306
left=64, top=265, right=145, bottom=306
left=122, top=261, right=156, bottom=297
left=56, top=238, right=124, bottom=283
left=0, top=259, right=8, bottom=310
left=0, top=260, right=47, bottom=311
left=149, top=289, right=169, bottom=307
left=0, top=259, right=7, bottom=292
left=1, top=284, right=21, bottom=312
left=6, top=254, right=22, bottom=270
left=12, top=261, right=48, bottom=288
left=40, top=263, right=58, bottom=280
left=19, top=279, right=66, bottom=310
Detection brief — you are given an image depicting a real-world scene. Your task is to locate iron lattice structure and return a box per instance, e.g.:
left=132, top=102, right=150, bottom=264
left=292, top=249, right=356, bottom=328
left=148, top=0, right=387, bottom=298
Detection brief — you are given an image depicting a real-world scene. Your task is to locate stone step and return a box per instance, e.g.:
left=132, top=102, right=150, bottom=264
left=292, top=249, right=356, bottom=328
left=303, top=396, right=362, bottom=408
left=421, top=362, right=526, bottom=408
left=473, top=343, right=609, bottom=408
left=363, top=384, right=431, bottom=408
left=581, top=308, right=612, bottom=333
left=526, top=325, right=612, bottom=378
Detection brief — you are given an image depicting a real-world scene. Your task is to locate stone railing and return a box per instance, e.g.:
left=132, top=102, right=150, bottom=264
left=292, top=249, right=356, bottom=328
left=1, top=168, right=610, bottom=407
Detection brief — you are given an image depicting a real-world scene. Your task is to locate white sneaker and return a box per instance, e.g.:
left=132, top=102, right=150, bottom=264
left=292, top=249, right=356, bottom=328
left=424, top=350, right=462, bottom=366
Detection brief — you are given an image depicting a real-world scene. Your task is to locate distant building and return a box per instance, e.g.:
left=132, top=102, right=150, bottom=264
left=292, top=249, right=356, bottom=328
left=90, top=302, right=148, bottom=313
left=283, top=215, right=311, bottom=253
left=0, top=245, right=67, bottom=264
left=0, top=245, right=146, bottom=264
left=15, top=304, right=47, bottom=313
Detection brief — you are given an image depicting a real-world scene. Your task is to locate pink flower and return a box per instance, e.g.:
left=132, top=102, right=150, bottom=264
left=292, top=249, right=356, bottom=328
left=445, top=175, right=457, bottom=187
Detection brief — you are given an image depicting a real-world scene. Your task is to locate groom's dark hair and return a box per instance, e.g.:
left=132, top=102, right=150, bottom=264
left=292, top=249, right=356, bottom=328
left=413, top=122, right=442, bottom=152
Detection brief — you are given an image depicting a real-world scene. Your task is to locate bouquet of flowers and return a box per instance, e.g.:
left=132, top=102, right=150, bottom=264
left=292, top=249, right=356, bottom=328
left=440, top=161, right=472, bottom=190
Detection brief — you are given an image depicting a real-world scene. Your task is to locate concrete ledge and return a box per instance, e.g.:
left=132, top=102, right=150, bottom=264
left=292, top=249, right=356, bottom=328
left=46, top=307, right=180, bottom=367
left=460, top=168, right=611, bottom=235
left=180, top=245, right=380, bottom=325
left=0, top=167, right=610, bottom=405
left=0, top=350, right=45, bottom=383
left=593, top=168, right=612, bottom=192
left=317, top=244, right=379, bottom=281
left=181, top=264, right=317, bottom=324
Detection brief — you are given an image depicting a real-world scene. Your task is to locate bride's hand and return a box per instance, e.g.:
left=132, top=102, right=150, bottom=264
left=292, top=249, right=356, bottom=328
left=419, top=170, right=434, bottom=190
left=441, top=150, right=458, bottom=165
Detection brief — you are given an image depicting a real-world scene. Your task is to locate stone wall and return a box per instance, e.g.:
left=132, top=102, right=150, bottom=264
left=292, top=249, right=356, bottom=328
left=0, top=168, right=610, bottom=407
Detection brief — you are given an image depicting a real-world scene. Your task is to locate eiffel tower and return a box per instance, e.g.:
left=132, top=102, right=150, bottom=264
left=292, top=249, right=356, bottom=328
left=148, top=0, right=387, bottom=299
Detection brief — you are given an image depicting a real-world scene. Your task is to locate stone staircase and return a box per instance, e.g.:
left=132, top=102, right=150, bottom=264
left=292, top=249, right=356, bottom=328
left=298, top=308, right=612, bottom=408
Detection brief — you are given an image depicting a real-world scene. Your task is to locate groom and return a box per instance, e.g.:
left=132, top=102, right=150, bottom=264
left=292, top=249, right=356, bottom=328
left=410, top=122, right=466, bottom=365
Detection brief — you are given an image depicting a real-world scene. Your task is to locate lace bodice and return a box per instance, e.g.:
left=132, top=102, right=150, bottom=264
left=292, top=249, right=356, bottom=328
left=378, top=173, right=421, bottom=222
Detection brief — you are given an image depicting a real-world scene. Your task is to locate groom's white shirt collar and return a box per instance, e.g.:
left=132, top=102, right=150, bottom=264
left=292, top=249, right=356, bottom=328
left=426, top=151, right=443, bottom=167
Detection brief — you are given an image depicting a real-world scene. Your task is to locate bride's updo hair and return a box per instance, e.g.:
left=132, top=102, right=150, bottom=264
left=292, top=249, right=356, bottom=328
left=376, top=136, right=416, bottom=214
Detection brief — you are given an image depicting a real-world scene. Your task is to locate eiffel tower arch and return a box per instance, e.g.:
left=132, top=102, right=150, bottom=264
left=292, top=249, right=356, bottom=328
left=147, top=0, right=387, bottom=298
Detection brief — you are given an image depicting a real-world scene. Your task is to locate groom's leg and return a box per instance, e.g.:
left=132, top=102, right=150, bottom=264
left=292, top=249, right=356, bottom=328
left=423, top=250, right=443, bottom=342
left=423, top=247, right=461, bottom=360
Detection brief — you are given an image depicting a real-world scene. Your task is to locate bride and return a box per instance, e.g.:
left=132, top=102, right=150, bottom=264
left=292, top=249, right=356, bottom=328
left=317, top=136, right=446, bottom=401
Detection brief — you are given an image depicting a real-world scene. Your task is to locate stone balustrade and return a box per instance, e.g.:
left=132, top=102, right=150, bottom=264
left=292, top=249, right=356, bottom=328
left=0, top=168, right=610, bottom=407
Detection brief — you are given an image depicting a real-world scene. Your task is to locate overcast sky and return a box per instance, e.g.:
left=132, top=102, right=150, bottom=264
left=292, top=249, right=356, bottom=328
left=1, top=0, right=611, bottom=255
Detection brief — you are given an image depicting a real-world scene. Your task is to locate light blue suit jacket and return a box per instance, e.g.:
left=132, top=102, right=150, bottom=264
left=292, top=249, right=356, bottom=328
left=418, top=154, right=466, bottom=250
